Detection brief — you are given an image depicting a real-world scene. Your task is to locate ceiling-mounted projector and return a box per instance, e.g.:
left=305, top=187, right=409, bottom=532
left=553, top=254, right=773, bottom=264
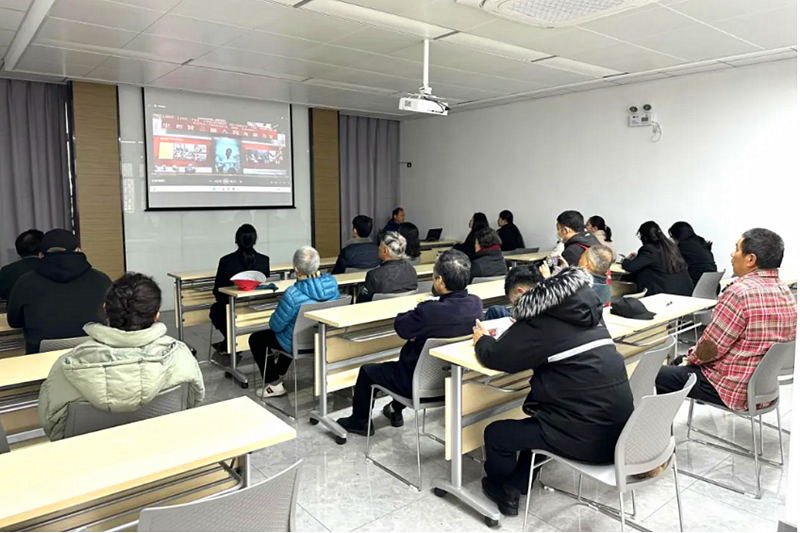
left=456, top=0, right=658, bottom=27
left=399, top=94, right=449, bottom=116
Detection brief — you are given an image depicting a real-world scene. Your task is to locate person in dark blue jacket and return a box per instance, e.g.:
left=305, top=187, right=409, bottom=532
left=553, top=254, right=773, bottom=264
left=337, top=249, right=484, bottom=436
left=383, top=207, right=405, bottom=233
left=332, top=215, right=381, bottom=274
left=249, top=246, right=340, bottom=399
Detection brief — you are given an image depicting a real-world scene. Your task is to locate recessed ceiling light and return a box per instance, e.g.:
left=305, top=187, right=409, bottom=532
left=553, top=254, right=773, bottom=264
left=303, top=0, right=452, bottom=39
left=456, top=0, right=657, bottom=27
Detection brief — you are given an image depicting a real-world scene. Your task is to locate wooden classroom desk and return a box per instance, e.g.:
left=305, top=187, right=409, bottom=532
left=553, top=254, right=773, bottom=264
left=610, top=262, right=627, bottom=275
left=0, top=397, right=295, bottom=530
left=302, top=280, right=507, bottom=444
left=428, top=293, right=717, bottom=525
left=0, top=313, right=25, bottom=359
left=419, top=239, right=458, bottom=250
left=216, top=265, right=437, bottom=387
left=503, top=251, right=549, bottom=266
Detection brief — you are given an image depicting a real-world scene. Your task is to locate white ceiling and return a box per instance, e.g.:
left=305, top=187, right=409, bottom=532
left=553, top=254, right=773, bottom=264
left=0, top=0, right=796, bottom=118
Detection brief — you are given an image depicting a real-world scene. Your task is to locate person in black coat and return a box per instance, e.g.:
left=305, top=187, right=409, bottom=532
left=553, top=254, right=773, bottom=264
left=337, top=250, right=484, bottom=436
left=669, top=222, right=718, bottom=286
left=0, top=229, right=43, bottom=301
left=497, top=210, right=525, bottom=252
left=470, top=228, right=509, bottom=282
left=473, top=265, right=634, bottom=516
left=622, top=221, right=693, bottom=296
left=332, top=215, right=381, bottom=274
left=453, top=212, right=489, bottom=260
left=7, top=229, right=111, bottom=353
left=210, top=224, right=270, bottom=347
left=383, top=207, right=405, bottom=234
left=357, top=232, right=418, bottom=303
left=556, top=210, right=600, bottom=266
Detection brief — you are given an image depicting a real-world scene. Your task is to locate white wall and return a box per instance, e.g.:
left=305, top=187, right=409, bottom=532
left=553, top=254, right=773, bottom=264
left=400, top=60, right=799, bottom=275
left=118, top=85, right=312, bottom=310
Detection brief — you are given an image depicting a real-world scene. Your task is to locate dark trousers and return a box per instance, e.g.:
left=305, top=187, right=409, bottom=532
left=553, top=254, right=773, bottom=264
left=484, top=417, right=553, bottom=492
left=484, top=305, right=512, bottom=320
left=351, top=362, right=411, bottom=425
left=209, top=302, right=227, bottom=340
left=656, top=365, right=725, bottom=406
left=249, top=330, right=293, bottom=384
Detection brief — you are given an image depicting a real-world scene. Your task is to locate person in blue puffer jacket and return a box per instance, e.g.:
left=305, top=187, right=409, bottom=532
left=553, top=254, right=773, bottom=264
left=249, top=246, right=340, bottom=398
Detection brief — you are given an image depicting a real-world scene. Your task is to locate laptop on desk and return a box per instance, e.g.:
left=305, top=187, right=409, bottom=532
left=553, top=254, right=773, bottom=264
left=424, top=228, right=443, bottom=242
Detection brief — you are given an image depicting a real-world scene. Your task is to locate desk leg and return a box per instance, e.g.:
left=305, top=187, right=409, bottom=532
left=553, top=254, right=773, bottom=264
left=281, top=271, right=289, bottom=280
left=309, top=323, right=347, bottom=444
left=176, top=279, right=184, bottom=342
left=222, top=294, right=248, bottom=388
left=241, top=453, right=252, bottom=488
left=433, top=364, right=501, bottom=526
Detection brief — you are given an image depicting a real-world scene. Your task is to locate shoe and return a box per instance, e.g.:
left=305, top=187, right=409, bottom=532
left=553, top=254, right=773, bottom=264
left=337, top=416, right=375, bottom=437
left=256, top=382, right=287, bottom=398
left=212, top=341, right=226, bottom=354
left=383, top=403, right=404, bottom=427
left=481, top=477, right=520, bottom=517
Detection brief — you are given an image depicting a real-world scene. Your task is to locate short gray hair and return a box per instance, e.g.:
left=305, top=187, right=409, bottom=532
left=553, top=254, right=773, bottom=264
left=382, top=231, right=407, bottom=260
left=585, top=245, right=613, bottom=275
left=434, top=249, right=471, bottom=291
left=293, top=245, right=320, bottom=275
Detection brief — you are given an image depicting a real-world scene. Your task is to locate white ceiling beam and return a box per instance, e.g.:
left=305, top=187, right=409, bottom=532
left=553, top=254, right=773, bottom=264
left=3, top=0, right=56, bottom=71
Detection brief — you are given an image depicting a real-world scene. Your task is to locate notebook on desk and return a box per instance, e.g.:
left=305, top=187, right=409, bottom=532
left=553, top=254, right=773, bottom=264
left=424, top=228, right=442, bottom=242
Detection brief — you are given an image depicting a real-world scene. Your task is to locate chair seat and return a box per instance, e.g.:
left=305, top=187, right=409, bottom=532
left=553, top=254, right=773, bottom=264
left=373, top=385, right=445, bottom=410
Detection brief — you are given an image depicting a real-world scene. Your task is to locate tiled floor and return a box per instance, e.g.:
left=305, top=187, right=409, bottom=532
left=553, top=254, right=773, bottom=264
left=166, top=312, right=793, bottom=532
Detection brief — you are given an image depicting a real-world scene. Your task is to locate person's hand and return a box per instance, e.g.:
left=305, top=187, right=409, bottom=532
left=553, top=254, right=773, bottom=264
left=555, top=256, right=568, bottom=270
left=472, top=319, right=490, bottom=345
left=539, top=261, right=552, bottom=278
left=627, top=252, right=637, bottom=260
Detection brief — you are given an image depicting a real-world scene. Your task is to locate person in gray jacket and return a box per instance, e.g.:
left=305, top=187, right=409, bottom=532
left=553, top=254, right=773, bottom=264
left=357, top=232, right=418, bottom=303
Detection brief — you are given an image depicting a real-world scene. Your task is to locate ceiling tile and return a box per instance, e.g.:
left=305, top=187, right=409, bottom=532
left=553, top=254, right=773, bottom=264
left=428, top=65, right=547, bottom=94
left=494, top=62, right=593, bottom=86
left=440, top=32, right=551, bottom=61
left=631, top=23, right=761, bottom=61
left=725, top=49, right=797, bottom=67
left=334, top=0, right=433, bottom=16
left=37, top=18, right=139, bottom=47
left=664, top=61, right=732, bottom=76
left=48, top=0, right=162, bottom=32
left=0, top=7, right=24, bottom=31
left=712, top=6, right=797, bottom=49
left=123, top=33, right=215, bottom=63
left=192, top=47, right=339, bottom=78
left=392, top=41, right=528, bottom=75
left=171, top=0, right=287, bottom=30
left=611, top=71, right=673, bottom=84
left=565, top=80, right=620, bottom=92
left=303, top=0, right=450, bottom=38
left=467, top=17, right=573, bottom=48
left=0, top=0, right=31, bottom=10
left=402, top=0, right=499, bottom=31
left=0, top=45, right=7, bottom=58
left=19, top=44, right=110, bottom=67
left=226, top=30, right=321, bottom=58
left=315, top=67, right=419, bottom=93
left=570, top=42, right=684, bottom=72
left=524, top=28, right=623, bottom=57
left=328, top=26, right=421, bottom=55
left=256, top=7, right=366, bottom=43
left=667, top=0, right=795, bottom=23
left=579, top=5, right=698, bottom=41
left=143, top=14, right=248, bottom=46
left=0, top=28, right=13, bottom=46
left=430, top=81, right=502, bottom=101
left=111, top=0, right=182, bottom=9
left=13, top=58, right=94, bottom=77
left=88, top=57, right=181, bottom=83
left=153, top=65, right=300, bottom=102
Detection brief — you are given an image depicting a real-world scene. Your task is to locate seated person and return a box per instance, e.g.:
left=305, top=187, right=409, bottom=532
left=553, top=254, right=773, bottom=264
left=470, top=228, right=509, bottom=282
left=0, top=229, right=43, bottom=301
left=337, top=250, right=483, bottom=435
left=668, top=221, right=718, bottom=287
left=249, top=246, right=340, bottom=398
left=398, top=222, right=421, bottom=264
left=556, top=210, right=599, bottom=266
left=210, top=224, right=270, bottom=352
left=38, top=273, right=205, bottom=441
left=585, top=216, right=615, bottom=257
left=453, top=212, right=490, bottom=260
left=7, top=229, right=111, bottom=354
left=473, top=265, right=634, bottom=516
left=622, top=221, right=693, bottom=296
left=497, top=210, right=525, bottom=252
left=383, top=207, right=405, bottom=233
left=357, top=232, right=417, bottom=303
left=656, top=228, right=797, bottom=411
left=579, top=244, right=614, bottom=306
left=332, top=215, right=380, bottom=274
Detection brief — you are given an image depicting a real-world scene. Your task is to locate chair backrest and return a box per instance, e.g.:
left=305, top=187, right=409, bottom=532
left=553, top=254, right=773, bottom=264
left=372, top=291, right=418, bottom=301
left=780, top=339, right=795, bottom=380
left=472, top=276, right=505, bottom=284
left=138, top=460, right=301, bottom=532
left=292, top=296, right=352, bottom=353
left=64, top=384, right=189, bottom=439
left=502, top=247, right=540, bottom=257
left=748, top=340, right=796, bottom=410
left=623, top=289, right=648, bottom=299
left=412, top=337, right=468, bottom=406
left=615, top=374, right=696, bottom=491
left=692, top=271, right=725, bottom=299
left=416, top=280, right=433, bottom=295
left=0, top=420, right=9, bottom=454
left=628, top=336, right=676, bottom=407
left=40, top=336, right=91, bottom=352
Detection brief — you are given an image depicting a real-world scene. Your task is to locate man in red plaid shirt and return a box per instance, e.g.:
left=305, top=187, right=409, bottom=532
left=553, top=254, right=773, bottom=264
left=656, top=228, right=796, bottom=411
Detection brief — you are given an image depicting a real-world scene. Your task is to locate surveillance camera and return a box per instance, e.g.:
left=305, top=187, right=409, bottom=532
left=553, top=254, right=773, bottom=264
left=643, top=104, right=652, bottom=111
left=629, top=106, right=638, bottom=113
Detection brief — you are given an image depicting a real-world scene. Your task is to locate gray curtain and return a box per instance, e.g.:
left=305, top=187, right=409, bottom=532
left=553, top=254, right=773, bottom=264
left=0, top=79, right=72, bottom=266
left=339, top=114, right=400, bottom=244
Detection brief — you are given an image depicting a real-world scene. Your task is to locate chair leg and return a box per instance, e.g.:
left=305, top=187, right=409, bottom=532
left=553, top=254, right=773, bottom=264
left=631, top=490, right=637, bottom=519
left=750, top=416, right=762, bottom=499
left=686, top=399, right=695, bottom=441
left=365, top=387, right=377, bottom=460
left=618, top=493, right=626, bottom=532
left=422, top=408, right=426, bottom=435
left=672, top=455, right=684, bottom=532
left=523, top=456, right=537, bottom=532
left=293, top=356, right=299, bottom=422
left=577, top=474, right=583, bottom=502
left=777, top=409, right=785, bottom=466
left=414, top=410, right=422, bottom=491
left=759, top=415, right=764, bottom=455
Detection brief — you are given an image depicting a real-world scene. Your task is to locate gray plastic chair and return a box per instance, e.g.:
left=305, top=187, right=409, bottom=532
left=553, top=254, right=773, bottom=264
left=691, top=271, right=726, bottom=332
left=63, top=384, right=189, bottom=439
left=372, top=290, right=418, bottom=301
left=0, top=421, right=9, bottom=454
left=623, top=288, right=648, bottom=299
left=502, top=247, right=540, bottom=257
left=527, top=374, right=696, bottom=532
left=628, top=336, right=676, bottom=407
left=366, top=338, right=462, bottom=491
left=40, top=336, right=91, bottom=352
left=138, top=460, right=302, bottom=532
left=259, top=297, right=352, bottom=420
left=415, top=280, right=433, bottom=295
left=472, top=275, right=506, bottom=284
left=683, top=340, right=794, bottom=498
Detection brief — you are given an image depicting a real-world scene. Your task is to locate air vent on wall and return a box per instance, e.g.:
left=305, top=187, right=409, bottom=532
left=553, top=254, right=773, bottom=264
left=456, top=0, right=658, bottom=27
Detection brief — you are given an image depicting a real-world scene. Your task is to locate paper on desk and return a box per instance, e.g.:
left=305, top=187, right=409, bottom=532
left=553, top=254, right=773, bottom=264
left=483, top=316, right=513, bottom=339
